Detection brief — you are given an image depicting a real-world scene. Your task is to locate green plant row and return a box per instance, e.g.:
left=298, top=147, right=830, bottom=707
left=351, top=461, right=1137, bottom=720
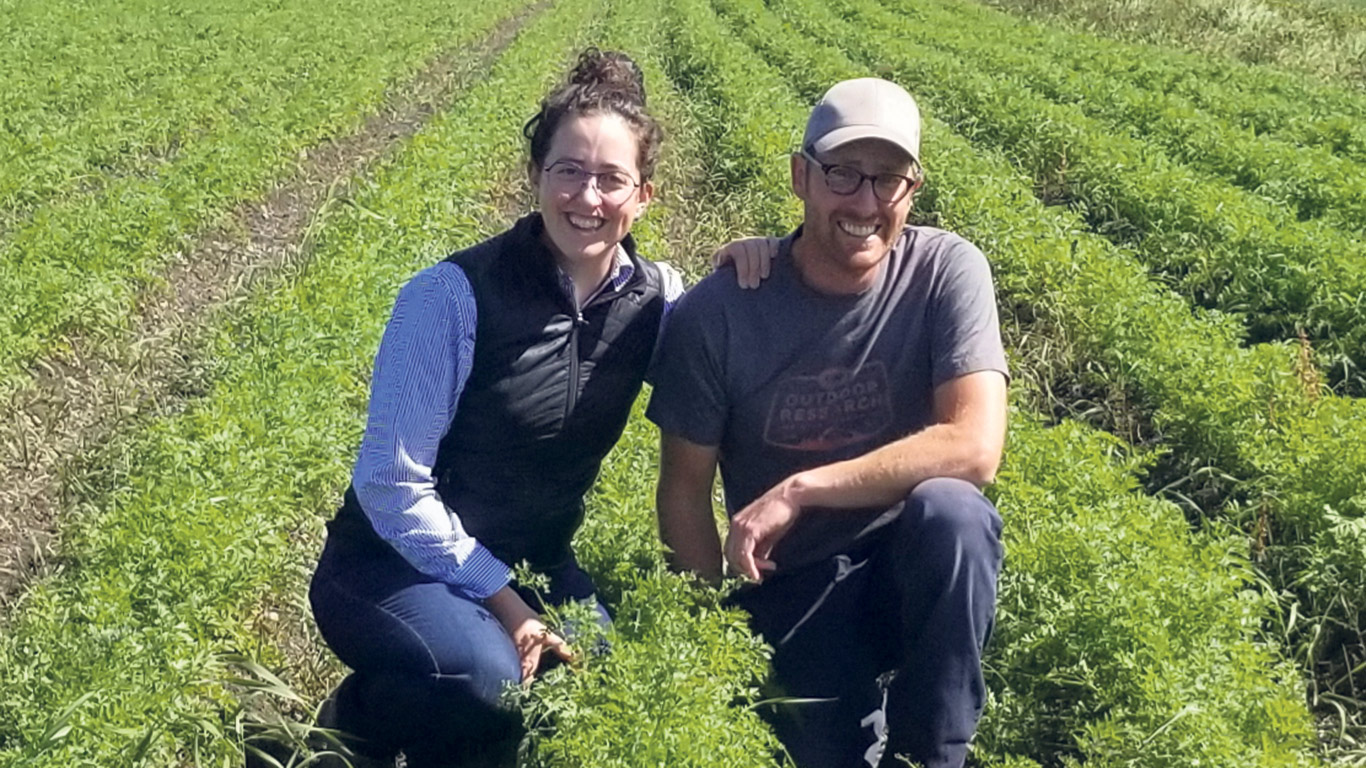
left=526, top=405, right=781, bottom=768
left=873, top=0, right=1366, bottom=167
left=749, top=0, right=1366, bottom=736
left=0, top=0, right=528, bottom=396
left=656, top=0, right=1316, bottom=763
left=0, top=0, right=524, bottom=219
left=0, top=0, right=602, bottom=762
left=823, top=0, right=1366, bottom=393
left=886, top=0, right=1366, bottom=233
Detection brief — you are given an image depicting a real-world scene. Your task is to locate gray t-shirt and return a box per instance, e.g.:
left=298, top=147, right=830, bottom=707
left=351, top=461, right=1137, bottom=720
left=646, top=225, right=1008, bottom=569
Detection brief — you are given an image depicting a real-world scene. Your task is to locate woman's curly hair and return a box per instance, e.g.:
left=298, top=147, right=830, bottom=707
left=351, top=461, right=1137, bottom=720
left=524, top=48, right=664, bottom=181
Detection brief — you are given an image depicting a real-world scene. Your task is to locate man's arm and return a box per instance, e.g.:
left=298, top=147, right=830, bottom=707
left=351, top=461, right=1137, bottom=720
left=725, top=370, right=1007, bottom=580
left=788, top=369, right=1007, bottom=507
left=656, top=433, right=725, bottom=583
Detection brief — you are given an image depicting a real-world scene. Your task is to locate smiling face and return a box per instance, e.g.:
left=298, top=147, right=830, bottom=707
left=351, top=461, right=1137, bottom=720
left=531, top=112, right=653, bottom=271
left=790, top=138, right=917, bottom=294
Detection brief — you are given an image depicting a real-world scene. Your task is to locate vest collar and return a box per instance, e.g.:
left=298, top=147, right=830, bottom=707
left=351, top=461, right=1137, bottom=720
left=506, top=213, right=647, bottom=304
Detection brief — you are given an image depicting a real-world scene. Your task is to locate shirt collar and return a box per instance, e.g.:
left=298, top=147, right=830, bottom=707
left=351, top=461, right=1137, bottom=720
left=557, top=244, right=635, bottom=304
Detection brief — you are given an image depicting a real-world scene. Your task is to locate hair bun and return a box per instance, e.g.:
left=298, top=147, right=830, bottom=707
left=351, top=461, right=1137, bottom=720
left=567, top=48, right=647, bottom=107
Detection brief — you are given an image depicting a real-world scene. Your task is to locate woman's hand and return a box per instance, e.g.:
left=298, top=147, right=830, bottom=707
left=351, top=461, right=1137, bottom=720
left=484, top=586, right=574, bottom=685
left=712, top=237, right=780, bottom=289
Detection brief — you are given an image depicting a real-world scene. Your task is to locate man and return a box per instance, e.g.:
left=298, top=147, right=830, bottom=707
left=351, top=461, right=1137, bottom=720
left=646, top=78, right=1009, bottom=768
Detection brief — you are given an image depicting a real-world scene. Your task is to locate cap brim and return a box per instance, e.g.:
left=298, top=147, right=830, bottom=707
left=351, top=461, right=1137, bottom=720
left=810, top=125, right=918, bottom=164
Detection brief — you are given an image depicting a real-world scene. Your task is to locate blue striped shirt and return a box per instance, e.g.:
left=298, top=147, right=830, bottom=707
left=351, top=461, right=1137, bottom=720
left=352, top=248, right=685, bottom=600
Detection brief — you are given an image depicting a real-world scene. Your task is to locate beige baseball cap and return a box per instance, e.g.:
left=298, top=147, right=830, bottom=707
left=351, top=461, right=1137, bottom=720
left=802, top=78, right=921, bottom=164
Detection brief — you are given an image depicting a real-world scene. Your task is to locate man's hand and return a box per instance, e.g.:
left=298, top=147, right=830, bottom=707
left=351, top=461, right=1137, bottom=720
left=484, top=586, right=574, bottom=685
left=725, top=482, right=802, bottom=581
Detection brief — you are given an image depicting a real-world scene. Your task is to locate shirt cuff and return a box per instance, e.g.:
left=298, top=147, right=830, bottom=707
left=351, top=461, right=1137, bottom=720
left=457, top=543, right=513, bottom=600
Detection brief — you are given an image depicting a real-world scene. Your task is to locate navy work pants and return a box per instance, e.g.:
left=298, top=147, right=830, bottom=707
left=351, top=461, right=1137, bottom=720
left=309, top=530, right=606, bottom=768
left=730, top=477, right=1003, bottom=768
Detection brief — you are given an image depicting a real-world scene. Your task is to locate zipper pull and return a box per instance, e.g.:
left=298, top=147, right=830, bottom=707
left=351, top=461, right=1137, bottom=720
left=574, top=311, right=586, bottom=327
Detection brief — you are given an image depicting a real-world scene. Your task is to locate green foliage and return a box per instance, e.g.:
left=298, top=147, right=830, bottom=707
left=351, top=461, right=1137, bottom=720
left=912, top=8, right=1366, bottom=175
left=522, top=408, right=779, bottom=767
left=521, top=572, right=779, bottom=768
left=880, top=0, right=1366, bottom=236
left=988, top=419, right=1315, bottom=766
left=0, top=0, right=527, bottom=395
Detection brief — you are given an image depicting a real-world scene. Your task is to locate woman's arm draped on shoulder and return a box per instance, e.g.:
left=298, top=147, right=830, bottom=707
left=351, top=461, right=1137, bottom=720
left=351, top=263, right=511, bottom=600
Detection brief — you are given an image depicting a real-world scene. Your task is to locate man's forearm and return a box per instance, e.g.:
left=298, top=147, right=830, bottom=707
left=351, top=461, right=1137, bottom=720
left=784, top=371, right=1007, bottom=511
left=657, top=496, right=724, bottom=582
left=656, top=434, right=727, bottom=582
left=786, top=421, right=1001, bottom=511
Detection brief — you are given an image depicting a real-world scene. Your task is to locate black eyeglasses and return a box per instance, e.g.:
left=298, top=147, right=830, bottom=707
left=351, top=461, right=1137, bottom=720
left=542, top=160, right=641, bottom=204
left=801, top=149, right=921, bottom=203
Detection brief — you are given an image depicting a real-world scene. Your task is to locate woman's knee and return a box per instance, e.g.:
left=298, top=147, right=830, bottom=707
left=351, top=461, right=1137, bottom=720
left=312, top=573, right=520, bottom=702
left=444, top=627, right=522, bottom=704
left=389, top=584, right=522, bottom=700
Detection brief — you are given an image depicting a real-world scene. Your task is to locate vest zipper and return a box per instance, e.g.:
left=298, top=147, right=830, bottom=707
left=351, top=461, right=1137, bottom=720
left=564, top=309, right=585, bottom=423
left=562, top=268, right=642, bottom=424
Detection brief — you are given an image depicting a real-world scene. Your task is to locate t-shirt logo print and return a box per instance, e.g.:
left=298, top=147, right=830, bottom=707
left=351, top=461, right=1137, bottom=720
left=762, top=362, right=893, bottom=451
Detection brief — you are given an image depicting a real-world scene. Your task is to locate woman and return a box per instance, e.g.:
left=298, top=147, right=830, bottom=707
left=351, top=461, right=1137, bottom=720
left=309, top=50, right=760, bottom=768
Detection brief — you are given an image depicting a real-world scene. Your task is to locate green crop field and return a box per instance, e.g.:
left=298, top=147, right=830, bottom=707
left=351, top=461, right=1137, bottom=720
left=0, top=0, right=1364, bottom=765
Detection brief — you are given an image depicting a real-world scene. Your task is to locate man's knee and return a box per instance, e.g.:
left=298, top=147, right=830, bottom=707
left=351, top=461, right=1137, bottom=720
left=899, top=477, right=1002, bottom=561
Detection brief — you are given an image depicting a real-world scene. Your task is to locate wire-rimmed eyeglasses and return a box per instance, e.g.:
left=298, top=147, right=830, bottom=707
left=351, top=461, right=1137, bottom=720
left=542, top=160, right=642, bottom=205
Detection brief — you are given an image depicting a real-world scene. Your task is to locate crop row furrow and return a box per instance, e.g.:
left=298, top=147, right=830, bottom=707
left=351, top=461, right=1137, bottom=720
left=872, top=0, right=1366, bottom=166
left=0, top=0, right=603, bottom=761
left=664, top=0, right=1316, bottom=762
left=0, top=0, right=523, bottom=221
left=974, top=0, right=1366, bottom=107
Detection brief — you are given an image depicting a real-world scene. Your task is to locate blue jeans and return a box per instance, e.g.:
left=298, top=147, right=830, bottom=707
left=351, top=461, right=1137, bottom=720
left=309, top=528, right=607, bottom=767
left=730, top=478, right=1003, bottom=768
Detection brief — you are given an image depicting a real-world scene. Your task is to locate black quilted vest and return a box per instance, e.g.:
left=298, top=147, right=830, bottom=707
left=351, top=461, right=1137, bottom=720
left=333, top=213, right=665, bottom=571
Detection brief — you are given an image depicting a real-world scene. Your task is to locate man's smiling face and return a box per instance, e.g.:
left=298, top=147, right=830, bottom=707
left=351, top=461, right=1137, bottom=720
left=791, top=138, right=917, bottom=293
